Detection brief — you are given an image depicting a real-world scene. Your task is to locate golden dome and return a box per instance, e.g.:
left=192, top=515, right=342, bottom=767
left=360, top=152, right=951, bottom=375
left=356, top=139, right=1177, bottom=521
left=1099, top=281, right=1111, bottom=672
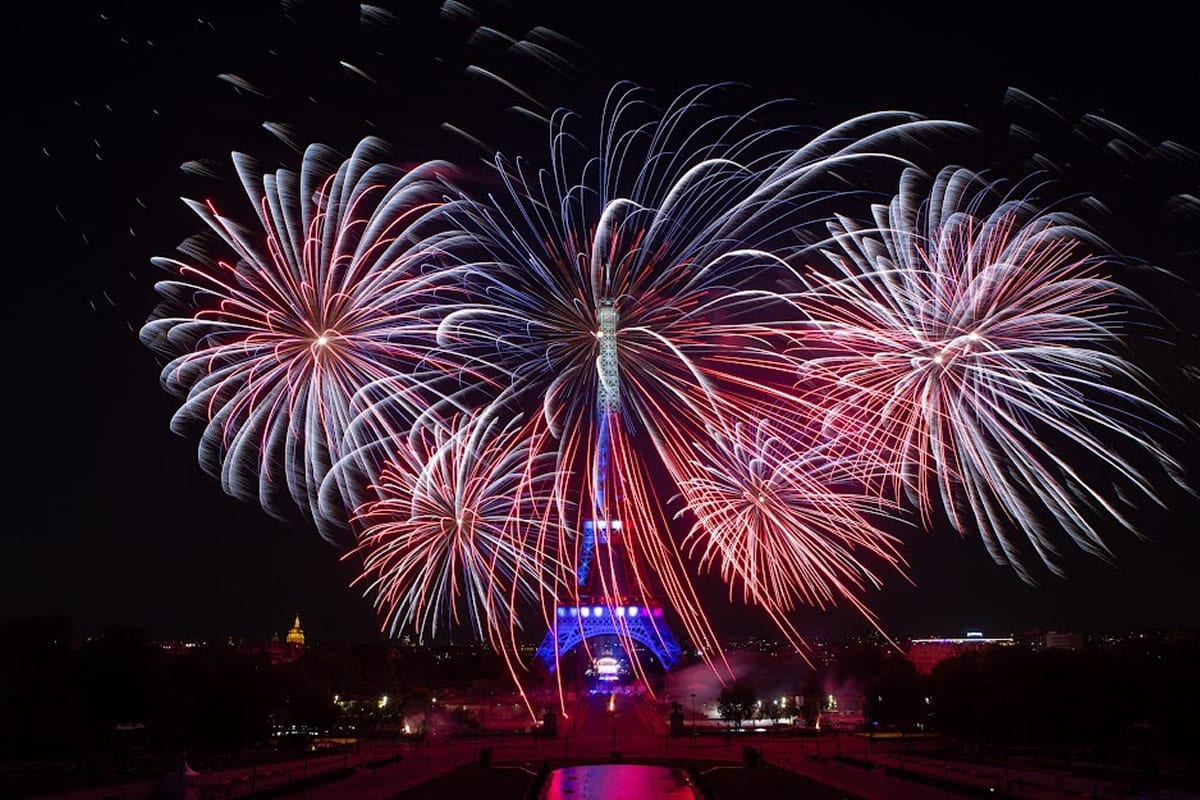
left=286, top=614, right=305, bottom=646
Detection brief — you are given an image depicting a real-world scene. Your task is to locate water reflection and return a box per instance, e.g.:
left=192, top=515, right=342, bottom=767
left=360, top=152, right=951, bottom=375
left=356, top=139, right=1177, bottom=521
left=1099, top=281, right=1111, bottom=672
left=541, top=764, right=696, bottom=799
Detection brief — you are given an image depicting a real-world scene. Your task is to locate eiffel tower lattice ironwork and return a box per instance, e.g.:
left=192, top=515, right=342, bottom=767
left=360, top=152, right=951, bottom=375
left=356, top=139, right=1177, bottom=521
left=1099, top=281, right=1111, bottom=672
left=535, top=301, right=682, bottom=672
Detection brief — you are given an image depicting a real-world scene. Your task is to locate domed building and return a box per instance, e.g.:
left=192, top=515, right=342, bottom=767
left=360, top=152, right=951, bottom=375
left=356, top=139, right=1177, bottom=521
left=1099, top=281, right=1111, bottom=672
left=286, top=615, right=305, bottom=646
left=236, top=614, right=307, bottom=664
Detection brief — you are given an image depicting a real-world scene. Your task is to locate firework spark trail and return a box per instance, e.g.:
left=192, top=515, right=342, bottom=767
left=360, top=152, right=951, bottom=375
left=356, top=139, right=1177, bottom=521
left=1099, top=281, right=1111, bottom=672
left=793, top=166, right=1187, bottom=579
left=430, top=83, right=965, bottom=670
left=141, top=137, right=466, bottom=539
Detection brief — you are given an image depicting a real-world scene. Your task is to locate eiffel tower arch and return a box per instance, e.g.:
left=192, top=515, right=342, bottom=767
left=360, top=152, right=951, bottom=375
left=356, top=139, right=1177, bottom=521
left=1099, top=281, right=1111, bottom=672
left=534, top=519, right=682, bottom=673
left=535, top=300, right=681, bottom=675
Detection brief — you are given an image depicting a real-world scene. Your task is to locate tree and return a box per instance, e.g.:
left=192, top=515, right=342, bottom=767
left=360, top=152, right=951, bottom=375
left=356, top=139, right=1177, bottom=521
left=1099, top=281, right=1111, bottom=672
left=717, top=680, right=757, bottom=732
left=866, top=658, right=922, bottom=729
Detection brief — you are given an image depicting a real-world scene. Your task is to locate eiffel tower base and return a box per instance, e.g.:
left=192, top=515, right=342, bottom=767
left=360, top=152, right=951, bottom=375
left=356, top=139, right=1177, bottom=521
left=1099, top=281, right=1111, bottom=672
left=534, top=604, right=681, bottom=673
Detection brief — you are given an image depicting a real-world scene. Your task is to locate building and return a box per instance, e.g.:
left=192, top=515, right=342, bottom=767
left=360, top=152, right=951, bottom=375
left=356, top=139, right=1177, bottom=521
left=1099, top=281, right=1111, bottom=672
left=906, top=632, right=1014, bottom=675
left=1043, top=631, right=1084, bottom=651
left=237, top=615, right=306, bottom=664
left=286, top=615, right=306, bottom=646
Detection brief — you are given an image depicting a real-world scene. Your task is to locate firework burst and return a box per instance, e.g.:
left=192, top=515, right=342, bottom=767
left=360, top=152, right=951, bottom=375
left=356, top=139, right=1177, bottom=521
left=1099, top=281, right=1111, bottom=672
left=349, top=412, right=570, bottom=716
left=351, top=412, right=567, bottom=643
left=678, top=419, right=905, bottom=630
left=141, top=137, right=462, bottom=539
left=794, top=166, right=1187, bottom=578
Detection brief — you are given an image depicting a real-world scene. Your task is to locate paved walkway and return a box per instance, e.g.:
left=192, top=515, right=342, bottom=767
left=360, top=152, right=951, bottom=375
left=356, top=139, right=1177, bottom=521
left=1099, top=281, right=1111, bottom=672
left=31, top=743, right=408, bottom=800
left=297, top=744, right=475, bottom=800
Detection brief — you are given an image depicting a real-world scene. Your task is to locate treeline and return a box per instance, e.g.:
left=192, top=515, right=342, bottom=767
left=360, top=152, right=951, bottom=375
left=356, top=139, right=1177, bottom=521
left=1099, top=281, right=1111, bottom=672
left=927, top=639, right=1199, bottom=758
left=0, top=617, right=508, bottom=765
left=796, top=636, right=1199, bottom=758
left=702, top=634, right=1198, bottom=762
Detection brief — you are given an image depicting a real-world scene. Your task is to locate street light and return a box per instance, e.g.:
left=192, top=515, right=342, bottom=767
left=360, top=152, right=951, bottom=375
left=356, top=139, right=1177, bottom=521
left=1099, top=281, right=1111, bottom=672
left=690, top=693, right=697, bottom=742
left=608, top=694, right=617, bottom=752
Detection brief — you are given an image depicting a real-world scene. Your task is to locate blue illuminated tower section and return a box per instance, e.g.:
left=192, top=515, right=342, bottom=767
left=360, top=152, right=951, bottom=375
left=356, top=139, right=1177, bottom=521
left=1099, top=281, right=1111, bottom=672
left=535, top=301, right=681, bottom=672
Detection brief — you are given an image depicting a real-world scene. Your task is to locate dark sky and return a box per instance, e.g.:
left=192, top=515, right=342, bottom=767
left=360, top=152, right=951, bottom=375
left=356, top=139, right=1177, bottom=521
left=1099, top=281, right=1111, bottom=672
left=7, top=1, right=1199, bottom=645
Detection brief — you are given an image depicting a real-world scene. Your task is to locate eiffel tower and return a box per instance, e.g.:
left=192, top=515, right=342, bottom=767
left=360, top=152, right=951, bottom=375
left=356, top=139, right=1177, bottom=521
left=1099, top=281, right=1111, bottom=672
left=535, top=301, right=682, bottom=674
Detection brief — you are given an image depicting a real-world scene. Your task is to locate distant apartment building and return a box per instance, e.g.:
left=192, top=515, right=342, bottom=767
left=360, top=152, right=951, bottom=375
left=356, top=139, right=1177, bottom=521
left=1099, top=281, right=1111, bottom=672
left=906, top=632, right=1014, bottom=675
left=1043, top=630, right=1085, bottom=651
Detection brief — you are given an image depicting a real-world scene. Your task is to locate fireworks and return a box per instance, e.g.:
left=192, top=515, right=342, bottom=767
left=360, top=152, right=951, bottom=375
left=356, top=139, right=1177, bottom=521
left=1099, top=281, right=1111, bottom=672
left=431, top=84, right=945, bottom=663
left=141, top=138, right=461, bottom=540
left=793, top=166, right=1186, bottom=579
left=141, top=60, right=1192, bottom=694
left=351, top=412, right=566, bottom=648
left=678, top=419, right=904, bottom=623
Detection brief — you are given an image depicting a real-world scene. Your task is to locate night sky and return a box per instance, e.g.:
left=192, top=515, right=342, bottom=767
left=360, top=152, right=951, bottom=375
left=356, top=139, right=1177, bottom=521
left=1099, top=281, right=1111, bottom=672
left=8, top=1, right=1199, bottom=645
